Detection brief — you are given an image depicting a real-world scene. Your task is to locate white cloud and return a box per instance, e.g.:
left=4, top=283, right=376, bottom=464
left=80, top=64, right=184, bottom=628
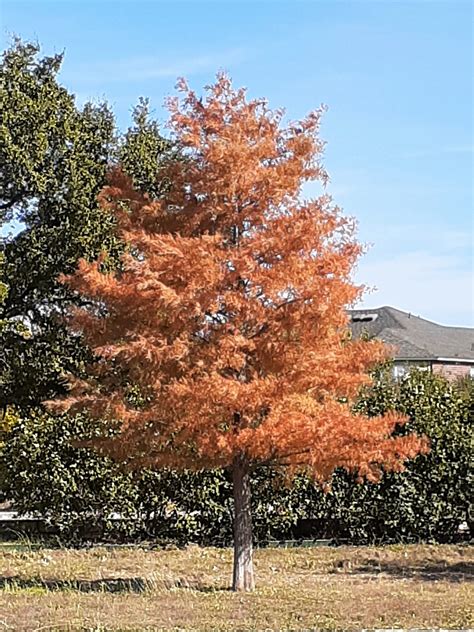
left=64, top=48, right=249, bottom=83
left=301, top=181, right=472, bottom=326
left=357, top=223, right=473, bottom=254
left=355, top=249, right=473, bottom=327
left=404, top=144, right=474, bottom=159
left=1, top=220, right=23, bottom=239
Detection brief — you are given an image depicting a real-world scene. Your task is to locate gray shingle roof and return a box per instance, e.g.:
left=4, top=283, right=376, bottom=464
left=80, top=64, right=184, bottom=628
left=348, top=306, right=474, bottom=361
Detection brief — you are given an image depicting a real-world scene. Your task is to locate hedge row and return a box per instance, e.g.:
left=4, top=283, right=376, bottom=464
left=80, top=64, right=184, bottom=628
left=1, top=369, right=472, bottom=544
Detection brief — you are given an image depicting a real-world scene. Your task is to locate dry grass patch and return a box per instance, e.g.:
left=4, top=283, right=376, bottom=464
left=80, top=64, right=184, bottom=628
left=0, top=543, right=472, bottom=630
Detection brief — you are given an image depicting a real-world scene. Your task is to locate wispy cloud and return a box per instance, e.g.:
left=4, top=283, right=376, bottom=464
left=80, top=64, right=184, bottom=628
left=64, top=48, right=249, bottom=83
left=355, top=249, right=473, bottom=326
left=405, top=144, right=473, bottom=159
left=358, top=224, right=473, bottom=254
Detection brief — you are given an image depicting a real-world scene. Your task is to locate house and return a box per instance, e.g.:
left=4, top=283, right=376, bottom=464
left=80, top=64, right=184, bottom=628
left=348, top=306, right=474, bottom=380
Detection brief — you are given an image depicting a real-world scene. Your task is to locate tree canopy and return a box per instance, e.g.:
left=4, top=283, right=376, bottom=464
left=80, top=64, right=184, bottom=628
left=0, top=40, right=117, bottom=408
left=0, top=40, right=171, bottom=409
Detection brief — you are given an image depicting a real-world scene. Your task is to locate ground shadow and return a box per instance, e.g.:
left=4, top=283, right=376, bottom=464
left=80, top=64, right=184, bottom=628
left=0, top=575, right=230, bottom=593
left=0, top=576, right=150, bottom=593
left=335, top=559, right=474, bottom=582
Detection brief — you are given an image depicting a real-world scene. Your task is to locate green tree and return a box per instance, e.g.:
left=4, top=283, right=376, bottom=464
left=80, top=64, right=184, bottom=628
left=0, top=39, right=117, bottom=408
left=118, top=97, right=174, bottom=199
left=0, top=40, right=172, bottom=409
left=1, top=411, right=139, bottom=537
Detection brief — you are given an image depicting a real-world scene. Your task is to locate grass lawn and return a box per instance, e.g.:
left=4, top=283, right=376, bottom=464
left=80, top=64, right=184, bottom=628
left=0, top=542, right=472, bottom=631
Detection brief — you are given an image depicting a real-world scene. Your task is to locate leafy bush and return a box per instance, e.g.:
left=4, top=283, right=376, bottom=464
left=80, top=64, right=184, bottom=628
left=1, top=413, right=138, bottom=538
left=1, top=370, right=472, bottom=543
left=347, top=369, right=473, bottom=542
left=0, top=413, right=303, bottom=543
left=303, top=369, right=473, bottom=543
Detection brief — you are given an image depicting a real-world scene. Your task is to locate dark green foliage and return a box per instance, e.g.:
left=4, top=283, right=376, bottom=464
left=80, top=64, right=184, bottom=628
left=0, top=412, right=307, bottom=543
left=290, top=369, right=473, bottom=543
left=0, top=39, right=118, bottom=409
left=0, top=413, right=228, bottom=542
left=1, top=413, right=138, bottom=538
left=0, top=40, right=173, bottom=410
left=344, top=369, right=473, bottom=542
left=118, top=98, right=174, bottom=199
left=0, top=40, right=115, bottom=225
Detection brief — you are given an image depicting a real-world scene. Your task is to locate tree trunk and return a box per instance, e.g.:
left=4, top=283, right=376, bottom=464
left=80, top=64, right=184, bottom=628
left=232, top=456, right=255, bottom=591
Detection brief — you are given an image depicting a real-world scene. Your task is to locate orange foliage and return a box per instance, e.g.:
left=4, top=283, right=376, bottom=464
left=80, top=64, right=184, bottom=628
left=55, top=74, right=426, bottom=482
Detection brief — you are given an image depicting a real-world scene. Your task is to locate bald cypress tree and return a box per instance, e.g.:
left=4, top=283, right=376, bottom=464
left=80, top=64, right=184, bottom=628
left=54, top=75, right=426, bottom=590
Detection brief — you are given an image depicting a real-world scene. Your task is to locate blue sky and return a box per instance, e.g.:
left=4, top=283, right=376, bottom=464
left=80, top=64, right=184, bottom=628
left=2, top=0, right=472, bottom=325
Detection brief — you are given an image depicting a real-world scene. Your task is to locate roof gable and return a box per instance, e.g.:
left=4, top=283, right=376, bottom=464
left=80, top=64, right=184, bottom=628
left=348, top=306, right=474, bottom=361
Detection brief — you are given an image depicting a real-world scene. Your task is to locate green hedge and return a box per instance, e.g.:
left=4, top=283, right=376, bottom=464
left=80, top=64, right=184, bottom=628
left=1, top=370, right=472, bottom=543
left=0, top=413, right=301, bottom=543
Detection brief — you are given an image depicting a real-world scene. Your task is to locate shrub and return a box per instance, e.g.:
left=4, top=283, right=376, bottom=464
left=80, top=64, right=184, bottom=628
left=325, top=369, right=473, bottom=542
left=1, top=370, right=471, bottom=543
left=0, top=412, right=139, bottom=538
left=0, top=413, right=304, bottom=543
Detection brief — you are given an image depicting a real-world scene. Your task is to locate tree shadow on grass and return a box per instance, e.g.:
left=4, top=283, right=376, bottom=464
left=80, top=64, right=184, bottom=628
left=335, top=559, right=474, bottom=583
left=0, top=575, right=230, bottom=593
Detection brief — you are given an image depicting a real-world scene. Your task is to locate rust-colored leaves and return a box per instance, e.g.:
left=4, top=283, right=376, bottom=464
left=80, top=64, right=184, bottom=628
left=54, top=75, right=426, bottom=480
